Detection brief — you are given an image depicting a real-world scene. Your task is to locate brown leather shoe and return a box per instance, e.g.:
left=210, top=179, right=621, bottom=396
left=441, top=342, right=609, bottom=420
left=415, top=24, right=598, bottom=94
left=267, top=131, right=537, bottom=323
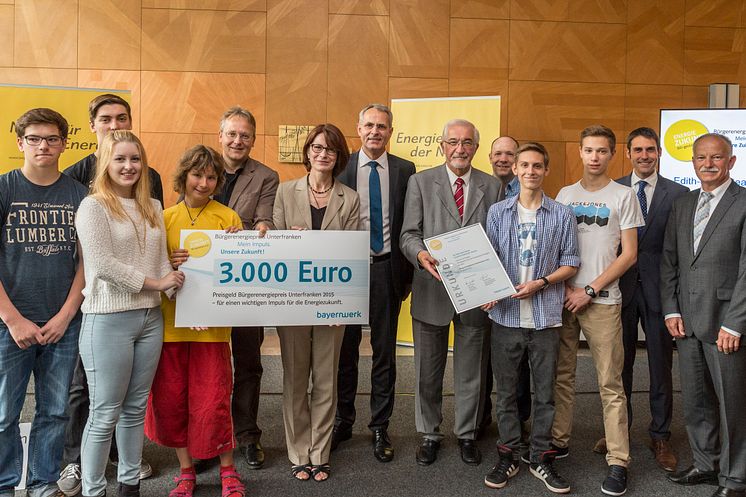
left=651, top=438, right=678, bottom=472
left=592, top=437, right=607, bottom=454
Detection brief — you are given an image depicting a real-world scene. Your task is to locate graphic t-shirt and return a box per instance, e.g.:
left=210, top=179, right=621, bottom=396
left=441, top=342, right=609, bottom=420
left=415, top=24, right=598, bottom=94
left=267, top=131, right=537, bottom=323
left=0, top=169, right=88, bottom=322
left=517, top=202, right=537, bottom=327
left=555, top=180, right=644, bottom=305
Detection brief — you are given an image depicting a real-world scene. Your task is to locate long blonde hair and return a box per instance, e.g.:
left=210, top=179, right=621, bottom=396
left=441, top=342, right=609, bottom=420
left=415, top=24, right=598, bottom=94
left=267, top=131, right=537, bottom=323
left=91, top=130, right=159, bottom=227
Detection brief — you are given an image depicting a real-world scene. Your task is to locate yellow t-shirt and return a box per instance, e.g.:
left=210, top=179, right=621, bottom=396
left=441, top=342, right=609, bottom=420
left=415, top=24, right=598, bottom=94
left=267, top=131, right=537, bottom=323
left=162, top=200, right=242, bottom=343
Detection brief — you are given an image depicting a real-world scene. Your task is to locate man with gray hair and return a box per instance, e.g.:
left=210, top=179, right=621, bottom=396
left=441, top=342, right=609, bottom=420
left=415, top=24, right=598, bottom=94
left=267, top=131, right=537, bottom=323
left=216, top=106, right=279, bottom=469
left=401, top=119, right=500, bottom=466
left=332, top=104, right=415, bottom=462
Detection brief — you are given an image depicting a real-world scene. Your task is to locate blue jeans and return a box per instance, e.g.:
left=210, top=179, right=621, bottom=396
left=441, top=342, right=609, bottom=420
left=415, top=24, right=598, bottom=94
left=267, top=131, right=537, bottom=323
left=0, top=315, right=81, bottom=495
left=79, top=308, right=163, bottom=497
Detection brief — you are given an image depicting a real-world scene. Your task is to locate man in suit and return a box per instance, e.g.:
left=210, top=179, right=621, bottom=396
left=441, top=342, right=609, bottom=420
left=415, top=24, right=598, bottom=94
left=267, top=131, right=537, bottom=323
left=214, top=106, right=279, bottom=469
left=401, top=119, right=500, bottom=466
left=661, top=133, right=746, bottom=497
left=607, top=127, right=686, bottom=471
left=332, top=104, right=416, bottom=462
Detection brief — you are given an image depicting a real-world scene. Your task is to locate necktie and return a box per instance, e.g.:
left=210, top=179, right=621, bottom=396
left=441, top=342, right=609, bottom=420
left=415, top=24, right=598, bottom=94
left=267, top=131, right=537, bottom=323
left=693, top=191, right=714, bottom=252
left=454, top=177, right=465, bottom=219
left=636, top=180, right=648, bottom=236
left=368, top=161, right=383, bottom=253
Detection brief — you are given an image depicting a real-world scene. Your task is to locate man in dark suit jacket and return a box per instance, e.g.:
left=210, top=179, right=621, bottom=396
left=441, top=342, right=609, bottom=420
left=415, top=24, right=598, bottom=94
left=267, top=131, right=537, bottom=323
left=661, top=133, right=746, bottom=497
left=332, top=104, right=415, bottom=462
left=613, top=127, right=687, bottom=471
left=214, top=106, right=279, bottom=470
left=401, top=119, right=500, bottom=467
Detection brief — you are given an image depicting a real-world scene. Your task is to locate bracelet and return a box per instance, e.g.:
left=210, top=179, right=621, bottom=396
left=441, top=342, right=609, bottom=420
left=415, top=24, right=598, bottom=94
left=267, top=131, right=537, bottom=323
left=540, top=277, right=550, bottom=288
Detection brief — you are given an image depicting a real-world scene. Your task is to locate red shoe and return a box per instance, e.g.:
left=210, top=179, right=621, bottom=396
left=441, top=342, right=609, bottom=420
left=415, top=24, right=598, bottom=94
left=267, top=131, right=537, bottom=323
left=169, top=469, right=196, bottom=497
left=220, top=468, right=245, bottom=497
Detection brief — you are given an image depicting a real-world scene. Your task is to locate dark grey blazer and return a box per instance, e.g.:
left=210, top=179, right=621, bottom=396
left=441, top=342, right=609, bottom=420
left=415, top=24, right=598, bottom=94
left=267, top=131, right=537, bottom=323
left=660, top=181, right=746, bottom=343
left=400, top=165, right=501, bottom=327
left=337, top=152, right=416, bottom=299
left=616, top=174, right=688, bottom=312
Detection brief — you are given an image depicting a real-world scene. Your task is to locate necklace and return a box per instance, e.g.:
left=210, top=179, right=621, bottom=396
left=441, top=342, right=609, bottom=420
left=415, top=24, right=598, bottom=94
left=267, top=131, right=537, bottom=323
left=123, top=209, right=147, bottom=255
left=307, top=175, right=334, bottom=194
left=184, top=199, right=210, bottom=226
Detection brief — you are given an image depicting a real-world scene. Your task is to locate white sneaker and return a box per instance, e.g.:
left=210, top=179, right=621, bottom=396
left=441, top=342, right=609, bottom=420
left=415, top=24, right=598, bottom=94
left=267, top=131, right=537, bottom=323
left=57, top=463, right=81, bottom=497
left=109, top=458, right=153, bottom=480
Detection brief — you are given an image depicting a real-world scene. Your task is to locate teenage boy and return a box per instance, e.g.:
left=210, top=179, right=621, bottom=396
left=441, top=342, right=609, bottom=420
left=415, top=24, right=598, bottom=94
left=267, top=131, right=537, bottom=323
left=483, top=142, right=579, bottom=494
left=552, top=125, right=643, bottom=496
left=0, top=108, right=87, bottom=497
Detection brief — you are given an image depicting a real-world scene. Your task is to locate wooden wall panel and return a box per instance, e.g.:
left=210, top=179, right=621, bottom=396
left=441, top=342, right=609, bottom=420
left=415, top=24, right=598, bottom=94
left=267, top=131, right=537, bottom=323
left=142, top=0, right=266, bottom=10
left=684, top=0, right=742, bottom=28
left=389, top=78, right=449, bottom=99
left=538, top=141, right=566, bottom=198
left=140, top=132, right=205, bottom=206
left=79, top=0, right=140, bottom=70
left=389, top=0, right=449, bottom=78
left=78, top=70, right=142, bottom=133
left=510, top=0, right=626, bottom=23
left=0, top=5, right=13, bottom=67
left=327, top=14, right=389, bottom=136
left=3, top=0, right=746, bottom=209
left=684, top=27, right=746, bottom=85
left=142, top=9, right=266, bottom=72
left=329, top=0, right=388, bottom=15
left=15, top=0, right=77, bottom=68
left=265, top=0, right=327, bottom=131
left=626, top=0, right=684, bottom=85
left=451, top=0, right=510, bottom=19
left=141, top=71, right=265, bottom=134
left=624, top=84, right=683, bottom=135
left=508, top=81, right=625, bottom=142
left=510, top=20, right=626, bottom=83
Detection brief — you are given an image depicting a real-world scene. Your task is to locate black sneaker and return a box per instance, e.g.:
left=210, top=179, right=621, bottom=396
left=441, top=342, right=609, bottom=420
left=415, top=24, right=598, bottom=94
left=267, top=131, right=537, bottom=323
left=484, top=446, right=519, bottom=489
left=530, top=457, right=571, bottom=494
left=551, top=443, right=569, bottom=459
left=601, top=465, right=627, bottom=496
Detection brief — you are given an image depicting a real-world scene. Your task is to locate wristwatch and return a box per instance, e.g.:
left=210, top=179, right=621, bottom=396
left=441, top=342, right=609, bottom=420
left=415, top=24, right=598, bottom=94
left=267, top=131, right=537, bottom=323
left=540, top=277, right=550, bottom=289
left=584, top=285, right=597, bottom=298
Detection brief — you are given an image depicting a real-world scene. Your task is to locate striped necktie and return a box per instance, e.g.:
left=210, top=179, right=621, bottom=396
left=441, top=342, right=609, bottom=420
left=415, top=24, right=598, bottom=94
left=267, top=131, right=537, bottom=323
left=693, top=191, right=714, bottom=252
left=454, top=177, right=464, bottom=219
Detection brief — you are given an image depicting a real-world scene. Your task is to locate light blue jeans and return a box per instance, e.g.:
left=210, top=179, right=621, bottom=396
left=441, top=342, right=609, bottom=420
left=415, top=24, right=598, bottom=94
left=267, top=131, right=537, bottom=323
left=0, top=316, right=81, bottom=497
left=79, top=308, right=163, bottom=497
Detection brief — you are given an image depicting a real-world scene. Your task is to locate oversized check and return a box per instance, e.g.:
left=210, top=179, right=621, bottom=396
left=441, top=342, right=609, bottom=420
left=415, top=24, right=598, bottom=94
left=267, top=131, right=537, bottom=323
left=175, top=230, right=369, bottom=327
left=425, top=224, right=515, bottom=313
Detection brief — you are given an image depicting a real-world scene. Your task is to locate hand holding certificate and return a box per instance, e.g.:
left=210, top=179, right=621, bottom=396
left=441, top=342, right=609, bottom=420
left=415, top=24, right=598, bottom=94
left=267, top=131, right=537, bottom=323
left=425, top=224, right=515, bottom=313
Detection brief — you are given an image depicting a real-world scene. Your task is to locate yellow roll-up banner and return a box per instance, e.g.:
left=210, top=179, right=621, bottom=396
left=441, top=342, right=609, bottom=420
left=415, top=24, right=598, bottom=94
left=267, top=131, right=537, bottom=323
left=1, top=84, right=131, bottom=174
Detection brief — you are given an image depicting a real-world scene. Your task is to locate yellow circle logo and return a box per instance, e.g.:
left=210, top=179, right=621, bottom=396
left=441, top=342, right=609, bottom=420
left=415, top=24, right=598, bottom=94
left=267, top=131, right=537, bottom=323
left=183, top=232, right=211, bottom=258
left=428, top=239, right=443, bottom=251
left=664, top=119, right=709, bottom=162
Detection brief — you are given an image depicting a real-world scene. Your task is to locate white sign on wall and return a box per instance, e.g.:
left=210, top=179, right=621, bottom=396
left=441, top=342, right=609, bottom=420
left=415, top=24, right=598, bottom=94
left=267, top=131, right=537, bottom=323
left=660, top=108, right=746, bottom=190
left=14, top=422, right=31, bottom=491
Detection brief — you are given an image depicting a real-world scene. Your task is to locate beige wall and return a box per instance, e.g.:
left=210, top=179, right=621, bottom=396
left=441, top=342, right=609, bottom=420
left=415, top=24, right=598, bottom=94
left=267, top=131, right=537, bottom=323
left=1, top=0, right=745, bottom=204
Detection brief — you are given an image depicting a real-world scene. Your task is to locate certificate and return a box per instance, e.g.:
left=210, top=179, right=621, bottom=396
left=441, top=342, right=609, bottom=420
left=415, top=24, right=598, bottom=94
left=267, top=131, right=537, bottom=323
left=175, top=230, right=369, bottom=327
left=425, top=224, right=515, bottom=313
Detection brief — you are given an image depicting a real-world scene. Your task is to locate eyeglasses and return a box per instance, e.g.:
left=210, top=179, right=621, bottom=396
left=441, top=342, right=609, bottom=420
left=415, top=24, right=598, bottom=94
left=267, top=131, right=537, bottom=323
left=310, top=144, right=338, bottom=156
left=224, top=131, right=254, bottom=143
left=23, top=135, right=63, bottom=146
left=444, top=139, right=476, bottom=149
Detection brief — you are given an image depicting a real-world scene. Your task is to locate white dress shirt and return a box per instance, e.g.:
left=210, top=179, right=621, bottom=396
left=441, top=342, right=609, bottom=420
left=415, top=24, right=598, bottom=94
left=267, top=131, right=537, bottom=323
left=356, top=150, right=391, bottom=255
left=630, top=170, right=657, bottom=207
left=445, top=166, right=472, bottom=218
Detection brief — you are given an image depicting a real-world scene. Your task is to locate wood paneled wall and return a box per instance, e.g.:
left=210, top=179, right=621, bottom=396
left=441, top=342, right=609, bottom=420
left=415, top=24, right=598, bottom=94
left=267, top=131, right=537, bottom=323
left=2, top=0, right=746, bottom=204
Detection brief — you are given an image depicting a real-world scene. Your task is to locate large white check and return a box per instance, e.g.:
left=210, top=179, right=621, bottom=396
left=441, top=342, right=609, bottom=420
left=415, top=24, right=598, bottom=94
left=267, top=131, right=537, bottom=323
left=175, top=230, right=369, bottom=327
left=425, top=224, right=515, bottom=313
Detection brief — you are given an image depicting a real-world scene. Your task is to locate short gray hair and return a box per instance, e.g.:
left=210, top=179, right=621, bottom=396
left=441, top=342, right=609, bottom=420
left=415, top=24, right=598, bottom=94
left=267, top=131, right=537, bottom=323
left=692, top=132, right=733, bottom=156
left=220, top=106, right=256, bottom=133
left=358, top=103, right=393, bottom=127
left=441, top=119, right=480, bottom=145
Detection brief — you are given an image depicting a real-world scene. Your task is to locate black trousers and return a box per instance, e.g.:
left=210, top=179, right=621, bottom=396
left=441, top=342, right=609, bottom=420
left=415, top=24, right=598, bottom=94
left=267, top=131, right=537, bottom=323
left=231, top=326, right=264, bottom=445
left=478, top=322, right=532, bottom=429
left=336, top=257, right=401, bottom=431
left=621, top=287, right=673, bottom=440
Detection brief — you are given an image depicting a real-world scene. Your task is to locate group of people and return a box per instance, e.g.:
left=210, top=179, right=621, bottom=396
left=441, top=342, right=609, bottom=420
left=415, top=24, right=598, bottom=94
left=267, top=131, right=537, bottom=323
left=0, top=94, right=742, bottom=497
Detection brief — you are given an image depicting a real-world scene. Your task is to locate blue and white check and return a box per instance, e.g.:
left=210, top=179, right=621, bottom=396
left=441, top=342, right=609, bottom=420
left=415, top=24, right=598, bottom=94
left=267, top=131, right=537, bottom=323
left=485, top=194, right=580, bottom=329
